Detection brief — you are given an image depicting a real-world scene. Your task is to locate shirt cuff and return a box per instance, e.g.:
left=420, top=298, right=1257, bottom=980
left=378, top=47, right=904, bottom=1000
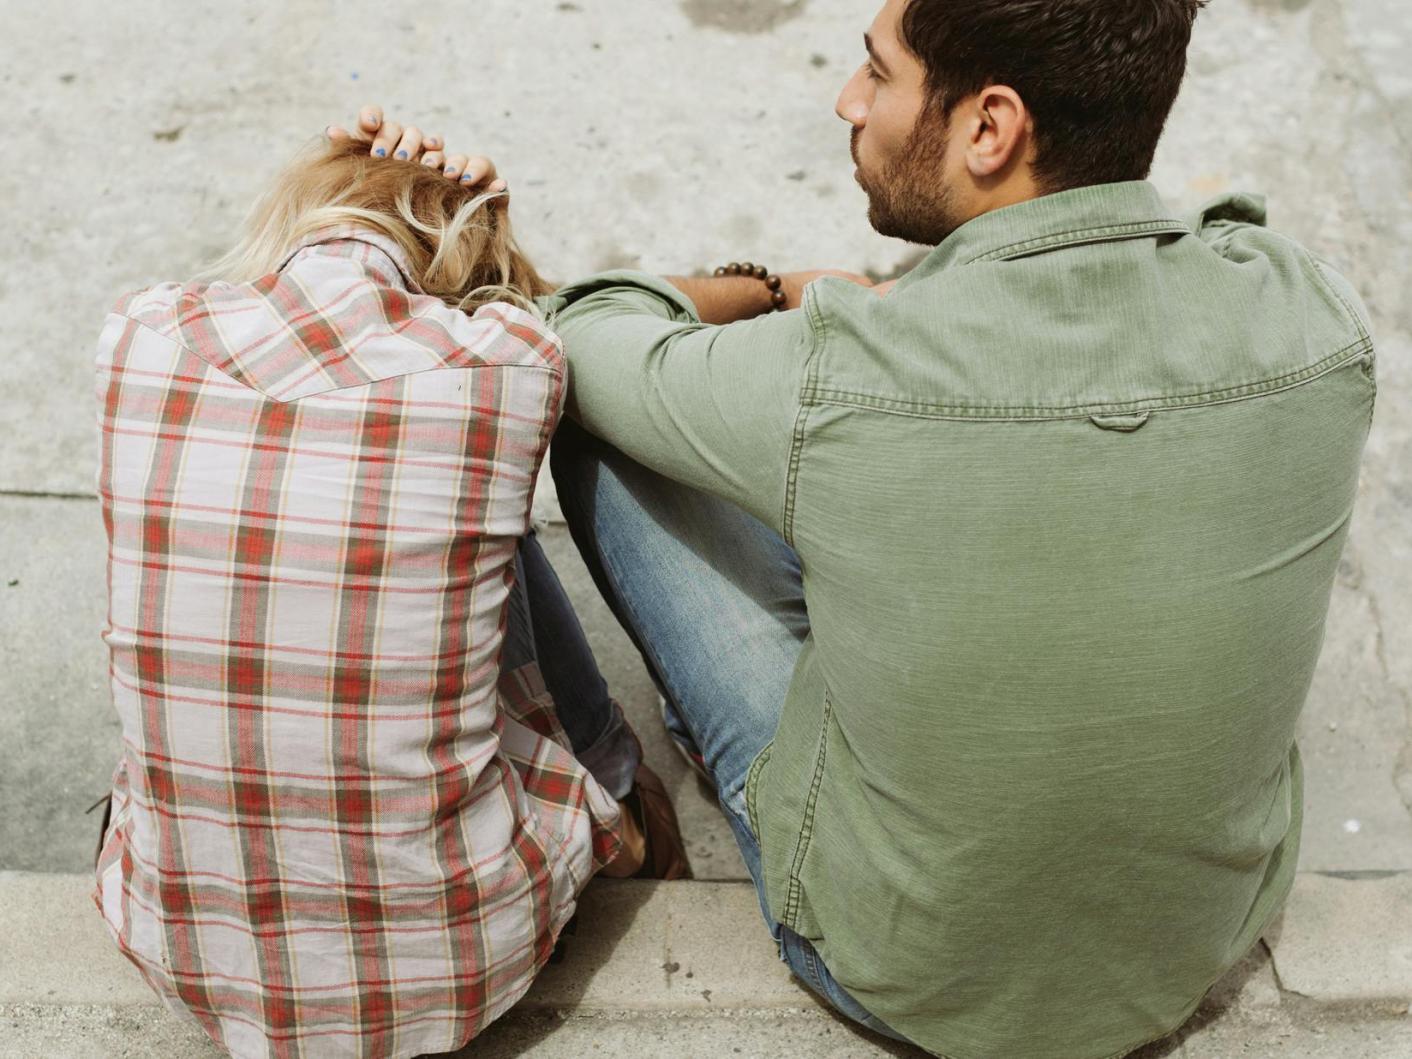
left=540, top=270, right=703, bottom=325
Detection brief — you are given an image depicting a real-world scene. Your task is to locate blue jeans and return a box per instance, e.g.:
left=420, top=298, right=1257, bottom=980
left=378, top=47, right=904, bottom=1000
left=503, top=529, right=641, bottom=800
left=550, top=418, right=905, bottom=1043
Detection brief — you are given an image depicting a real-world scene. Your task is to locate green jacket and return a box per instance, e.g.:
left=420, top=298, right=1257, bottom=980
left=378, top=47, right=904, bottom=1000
left=548, top=182, right=1375, bottom=1059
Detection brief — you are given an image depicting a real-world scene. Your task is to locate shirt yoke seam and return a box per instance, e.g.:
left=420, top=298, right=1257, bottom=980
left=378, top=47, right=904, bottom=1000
left=109, top=310, right=565, bottom=396
left=800, top=335, right=1371, bottom=422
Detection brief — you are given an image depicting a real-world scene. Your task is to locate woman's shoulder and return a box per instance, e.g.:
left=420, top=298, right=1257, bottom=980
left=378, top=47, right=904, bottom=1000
left=284, top=230, right=566, bottom=376
left=107, top=281, right=186, bottom=330
left=437, top=300, right=565, bottom=376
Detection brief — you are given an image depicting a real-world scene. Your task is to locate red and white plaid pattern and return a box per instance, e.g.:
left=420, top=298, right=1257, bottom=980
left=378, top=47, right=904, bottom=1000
left=92, top=228, right=621, bottom=1059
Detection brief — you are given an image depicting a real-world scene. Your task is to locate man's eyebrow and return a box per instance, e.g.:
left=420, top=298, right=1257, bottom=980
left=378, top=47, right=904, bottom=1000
left=864, top=33, right=892, bottom=76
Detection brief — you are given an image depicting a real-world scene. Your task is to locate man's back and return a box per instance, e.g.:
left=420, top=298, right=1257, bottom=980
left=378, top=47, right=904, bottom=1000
left=552, top=181, right=1374, bottom=1058
left=754, top=182, right=1374, bottom=1056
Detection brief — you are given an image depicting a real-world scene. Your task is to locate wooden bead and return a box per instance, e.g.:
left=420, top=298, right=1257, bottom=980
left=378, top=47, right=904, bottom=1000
left=765, top=274, right=782, bottom=291
left=740, top=262, right=754, bottom=274
left=753, top=265, right=768, bottom=280
left=771, top=290, right=787, bottom=308
left=726, top=263, right=742, bottom=276
left=714, top=266, right=727, bottom=277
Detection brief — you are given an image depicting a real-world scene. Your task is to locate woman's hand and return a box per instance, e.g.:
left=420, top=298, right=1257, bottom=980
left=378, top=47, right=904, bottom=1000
left=326, top=104, right=508, bottom=196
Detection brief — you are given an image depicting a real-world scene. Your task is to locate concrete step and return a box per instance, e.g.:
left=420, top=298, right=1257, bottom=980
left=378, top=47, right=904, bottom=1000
left=3, top=872, right=1410, bottom=1058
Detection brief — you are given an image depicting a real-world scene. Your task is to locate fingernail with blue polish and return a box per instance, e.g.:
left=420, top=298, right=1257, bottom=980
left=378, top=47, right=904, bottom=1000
left=374, top=147, right=386, bottom=157
left=395, top=150, right=408, bottom=159
left=445, top=169, right=458, bottom=177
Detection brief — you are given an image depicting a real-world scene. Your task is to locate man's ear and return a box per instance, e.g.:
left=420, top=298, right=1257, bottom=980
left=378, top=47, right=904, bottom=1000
left=964, top=85, right=1030, bottom=179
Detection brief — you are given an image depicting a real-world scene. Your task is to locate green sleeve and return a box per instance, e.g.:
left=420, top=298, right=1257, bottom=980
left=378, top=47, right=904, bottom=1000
left=545, top=271, right=816, bottom=535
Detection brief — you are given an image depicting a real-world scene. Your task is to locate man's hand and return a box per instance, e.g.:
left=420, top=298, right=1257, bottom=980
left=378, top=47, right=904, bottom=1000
left=326, top=104, right=508, bottom=195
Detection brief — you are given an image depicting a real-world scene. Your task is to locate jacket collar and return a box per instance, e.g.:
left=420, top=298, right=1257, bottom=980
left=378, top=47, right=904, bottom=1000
left=903, top=181, right=1191, bottom=285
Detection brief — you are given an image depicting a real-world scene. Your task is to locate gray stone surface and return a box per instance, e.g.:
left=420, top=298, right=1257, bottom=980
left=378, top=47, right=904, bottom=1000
left=5, top=1004, right=1410, bottom=1059
left=6, top=871, right=1411, bottom=1059
left=1269, top=873, right=1412, bottom=1008
left=1132, top=1011, right=1412, bottom=1059
left=2, top=0, right=1411, bottom=1055
left=0, top=1005, right=223, bottom=1059
left=0, top=497, right=117, bottom=873
left=0, top=0, right=912, bottom=497
left=0, top=873, right=798, bottom=1012
left=0, top=872, right=155, bottom=1008
left=525, top=880, right=801, bottom=1012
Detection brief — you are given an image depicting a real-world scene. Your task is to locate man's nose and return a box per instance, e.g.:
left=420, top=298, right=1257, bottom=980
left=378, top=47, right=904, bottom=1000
left=835, top=67, right=871, bottom=126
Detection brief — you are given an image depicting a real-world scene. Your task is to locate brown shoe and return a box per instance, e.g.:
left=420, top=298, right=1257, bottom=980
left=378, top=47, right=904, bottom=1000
left=622, top=764, right=693, bottom=880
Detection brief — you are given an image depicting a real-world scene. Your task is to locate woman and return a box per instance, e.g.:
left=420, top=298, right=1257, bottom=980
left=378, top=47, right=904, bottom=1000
left=93, top=134, right=688, bottom=1059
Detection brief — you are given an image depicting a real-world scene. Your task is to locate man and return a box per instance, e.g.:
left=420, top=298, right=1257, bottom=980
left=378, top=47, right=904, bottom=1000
left=344, top=0, right=1375, bottom=1054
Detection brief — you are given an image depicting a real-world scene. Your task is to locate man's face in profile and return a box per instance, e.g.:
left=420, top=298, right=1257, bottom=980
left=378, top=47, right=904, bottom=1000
left=837, top=0, right=962, bottom=246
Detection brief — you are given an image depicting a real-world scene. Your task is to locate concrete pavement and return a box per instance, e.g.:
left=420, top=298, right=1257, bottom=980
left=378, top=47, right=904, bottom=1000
left=2, top=0, right=1411, bottom=1055
left=3, top=872, right=1410, bottom=1057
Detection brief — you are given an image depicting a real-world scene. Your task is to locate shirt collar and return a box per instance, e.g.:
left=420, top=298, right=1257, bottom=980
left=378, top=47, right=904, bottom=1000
left=904, top=181, right=1191, bottom=284
left=278, top=224, right=425, bottom=293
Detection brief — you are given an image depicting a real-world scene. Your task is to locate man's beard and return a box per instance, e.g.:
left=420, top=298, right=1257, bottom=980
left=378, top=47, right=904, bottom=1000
left=851, top=112, right=961, bottom=246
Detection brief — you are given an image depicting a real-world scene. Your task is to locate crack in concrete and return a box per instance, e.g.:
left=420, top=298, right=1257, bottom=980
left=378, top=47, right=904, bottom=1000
left=1260, top=938, right=1312, bottom=1002
left=0, top=489, right=97, bottom=502
left=1363, top=588, right=1412, bottom=818
left=1299, top=1, right=1412, bottom=823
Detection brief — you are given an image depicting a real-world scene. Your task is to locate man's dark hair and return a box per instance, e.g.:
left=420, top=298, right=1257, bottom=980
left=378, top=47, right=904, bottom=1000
left=900, top=0, right=1206, bottom=192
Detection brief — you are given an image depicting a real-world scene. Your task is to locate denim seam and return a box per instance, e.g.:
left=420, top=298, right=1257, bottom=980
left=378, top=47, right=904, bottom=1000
left=967, top=219, right=1192, bottom=263
left=801, top=337, right=1371, bottom=421
left=782, top=286, right=827, bottom=547
left=782, top=695, right=832, bottom=928
left=564, top=498, right=713, bottom=792
left=744, top=741, right=773, bottom=838
left=801, top=938, right=823, bottom=993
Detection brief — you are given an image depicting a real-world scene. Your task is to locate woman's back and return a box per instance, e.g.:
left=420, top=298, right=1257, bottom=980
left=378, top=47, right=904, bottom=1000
left=94, top=153, right=620, bottom=1059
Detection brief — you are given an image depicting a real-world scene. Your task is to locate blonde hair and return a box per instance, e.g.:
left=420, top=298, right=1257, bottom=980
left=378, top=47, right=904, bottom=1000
left=201, top=136, right=553, bottom=315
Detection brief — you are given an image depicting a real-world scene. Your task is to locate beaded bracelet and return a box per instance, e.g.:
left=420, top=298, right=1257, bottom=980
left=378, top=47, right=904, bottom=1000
left=713, top=261, right=788, bottom=311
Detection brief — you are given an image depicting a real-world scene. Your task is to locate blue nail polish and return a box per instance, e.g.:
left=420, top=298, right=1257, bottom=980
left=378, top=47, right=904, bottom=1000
left=396, top=150, right=408, bottom=159
left=374, top=147, right=386, bottom=157
left=445, top=169, right=458, bottom=177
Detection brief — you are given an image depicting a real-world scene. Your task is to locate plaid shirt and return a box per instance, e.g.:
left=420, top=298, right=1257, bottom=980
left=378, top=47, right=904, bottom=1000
left=92, top=228, right=621, bottom=1059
